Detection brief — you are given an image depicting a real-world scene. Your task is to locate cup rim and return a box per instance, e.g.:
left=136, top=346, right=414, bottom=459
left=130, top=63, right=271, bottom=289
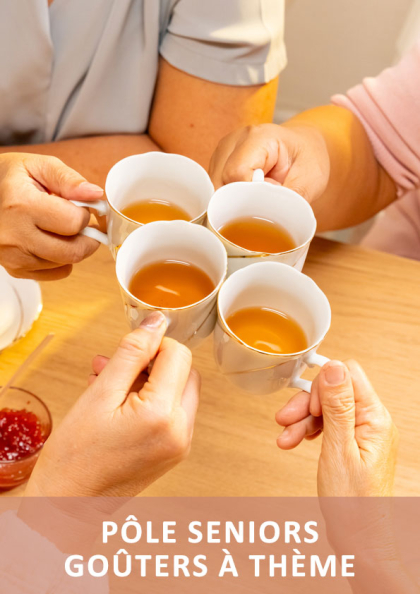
left=0, top=386, right=53, bottom=465
left=217, top=262, right=331, bottom=358
left=116, top=221, right=228, bottom=312
left=105, top=152, right=214, bottom=226
left=207, top=181, right=317, bottom=256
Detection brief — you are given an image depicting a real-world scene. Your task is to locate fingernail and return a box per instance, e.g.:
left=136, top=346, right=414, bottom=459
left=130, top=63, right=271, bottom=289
left=279, top=427, right=291, bottom=442
left=324, top=361, right=346, bottom=385
left=140, top=311, right=167, bottom=331
left=79, top=181, right=104, bottom=195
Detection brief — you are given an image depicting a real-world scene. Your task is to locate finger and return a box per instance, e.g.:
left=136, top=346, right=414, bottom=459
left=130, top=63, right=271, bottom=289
left=27, top=231, right=99, bottom=265
left=309, top=375, right=322, bottom=417
left=275, top=391, right=311, bottom=426
left=277, top=415, right=323, bottom=450
left=305, top=429, right=323, bottom=441
left=345, top=360, right=394, bottom=444
left=24, top=156, right=103, bottom=201
left=209, top=137, right=236, bottom=189
left=142, top=337, right=193, bottom=409
left=318, top=360, right=356, bottom=450
left=92, top=356, right=150, bottom=392
left=345, top=360, right=382, bottom=410
left=180, top=368, right=201, bottom=435
left=92, top=312, right=167, bottom=405
left=32, top=191, right=91, bottom=236
left=6, top=265, right=73, bottom=281
left=92, top=355, right=110, bottom=376
left=88, top=373, right=98, bottom=386
left=0, top=246, right=73, bottom=271
left=222, top=135, right=286, bottom=186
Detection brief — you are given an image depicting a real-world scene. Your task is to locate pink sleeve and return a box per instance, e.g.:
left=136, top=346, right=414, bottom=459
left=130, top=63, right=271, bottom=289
left=332, top=41, right=420, bottom=194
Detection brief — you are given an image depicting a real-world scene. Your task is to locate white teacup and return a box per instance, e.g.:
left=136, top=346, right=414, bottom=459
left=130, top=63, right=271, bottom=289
left=72, top=152, right=214, bottom=257
left=116, top=221, right=227, bottom=348
left=207, top=169, right=316, bottom=275
left=214, top=262, right=331, bottom=395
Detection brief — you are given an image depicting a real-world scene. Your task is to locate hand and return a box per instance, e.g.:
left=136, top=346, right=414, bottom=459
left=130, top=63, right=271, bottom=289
left=276, top=360, right=398, bottom=496
left=0, top=153, right=103, bottom=280
left=209, top=122, right=330, bottom=202
left=25, top=312, right=200, bottom=497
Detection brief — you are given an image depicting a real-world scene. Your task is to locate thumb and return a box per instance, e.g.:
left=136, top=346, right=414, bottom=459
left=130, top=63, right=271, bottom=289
left=318, top=360, right=356, bottom=450
left=92, top=311, right=167, bottom=406
left=27, top=155, right=104, bottom=200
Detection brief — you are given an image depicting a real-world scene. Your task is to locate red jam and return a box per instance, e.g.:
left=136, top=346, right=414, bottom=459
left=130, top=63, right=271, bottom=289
left=0, top=408, right=45, bottom=462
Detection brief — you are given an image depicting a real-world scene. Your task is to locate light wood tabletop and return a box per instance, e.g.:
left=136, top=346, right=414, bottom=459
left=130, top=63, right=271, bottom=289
left=1, top=238, right=420, bottom=497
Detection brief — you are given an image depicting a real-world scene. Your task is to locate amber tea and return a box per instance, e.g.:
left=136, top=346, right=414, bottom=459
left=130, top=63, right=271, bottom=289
left=121, top=199, right=190, bottom=225
left=129, top=260, right=215, bottom=309
left=226, top=306, right=308, bottom=355
left=218, top=216, right=296, bottom=253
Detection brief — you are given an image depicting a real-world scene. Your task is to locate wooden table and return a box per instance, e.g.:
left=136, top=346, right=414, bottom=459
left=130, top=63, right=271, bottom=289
left=1, top=238, right=420, bottom=497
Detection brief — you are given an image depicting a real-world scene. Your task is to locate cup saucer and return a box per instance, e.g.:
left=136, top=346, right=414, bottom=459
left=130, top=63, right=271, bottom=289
left=0, top=267, right=43, bottom=351
left=0, top=280, right=20, bottom=351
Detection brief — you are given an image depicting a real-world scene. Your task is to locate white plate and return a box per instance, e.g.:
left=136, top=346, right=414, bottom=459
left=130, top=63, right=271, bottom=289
left=0, top=267, right=42, bottom=351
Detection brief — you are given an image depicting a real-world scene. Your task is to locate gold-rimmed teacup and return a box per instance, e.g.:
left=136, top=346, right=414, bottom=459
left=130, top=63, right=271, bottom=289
left=71, top=152, right=215, bottom=258
left=116, top=221, right=227, bottom=348
left=207, top=169, right=317, bottom=275
left=214, top=262, right=331, bottom=395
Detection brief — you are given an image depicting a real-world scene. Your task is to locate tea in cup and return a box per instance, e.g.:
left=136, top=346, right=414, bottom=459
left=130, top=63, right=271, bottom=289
left=71, top=152, right=214, bottom=257
left=214, top=261, right=331, bottom=395
left=207, top=169, right=316, bottom=275
left=116, top=221, right=227, bottom=347
left=129, top=260, right=215, bottom=310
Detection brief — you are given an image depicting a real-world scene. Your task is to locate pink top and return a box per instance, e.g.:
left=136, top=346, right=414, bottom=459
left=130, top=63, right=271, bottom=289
left=332, top=40, right=420, bottom=259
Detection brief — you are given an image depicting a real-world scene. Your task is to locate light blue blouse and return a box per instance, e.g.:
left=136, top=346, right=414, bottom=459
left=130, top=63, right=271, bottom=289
left=0, top=0, right=286, bottom=145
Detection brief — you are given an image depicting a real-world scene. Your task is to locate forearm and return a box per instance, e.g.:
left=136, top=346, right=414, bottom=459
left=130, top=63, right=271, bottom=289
left=0, top=134, right=161, bottom=187
left=283, top=106, right=397, bottom=231
left=149, top=59, right=279, bottom=171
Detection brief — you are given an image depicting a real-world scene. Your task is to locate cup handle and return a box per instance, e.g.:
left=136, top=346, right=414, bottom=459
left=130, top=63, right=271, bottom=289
left=289, top=351, right=330, bottom=393
left=70, top=199, right=109, bottom=246
left=252, top=169, right=265, bottom=183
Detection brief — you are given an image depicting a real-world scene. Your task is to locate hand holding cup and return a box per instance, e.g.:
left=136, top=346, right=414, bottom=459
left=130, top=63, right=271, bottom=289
left=276, top=359, right=398, bottom=497
left=0, top=153, right=102, bottom=280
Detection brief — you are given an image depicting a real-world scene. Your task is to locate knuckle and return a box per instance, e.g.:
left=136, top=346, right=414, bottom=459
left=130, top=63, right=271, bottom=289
left=164, top=430, right=190, bottom=459
left=366, top=415, right=387, bottom=434
left=163, top=338, right=192, bottom=366
left=46, top=155, right=63, bottom=170
left=223, top=161, right=249, bottom=182
left=66, top=248, right=84, bottom=265
left=323, top=390, right=355, bottom=416
left=118, top=332, right=150, bottom=360
left=66, top=240, right=90, bottom=264
left=151, top=410, right=173, bottom=435
left=248, top=124, right=266, bottom=137
left=151, top=412, right=190, bottom=459
left=66, top=209, right=88, bottom=236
